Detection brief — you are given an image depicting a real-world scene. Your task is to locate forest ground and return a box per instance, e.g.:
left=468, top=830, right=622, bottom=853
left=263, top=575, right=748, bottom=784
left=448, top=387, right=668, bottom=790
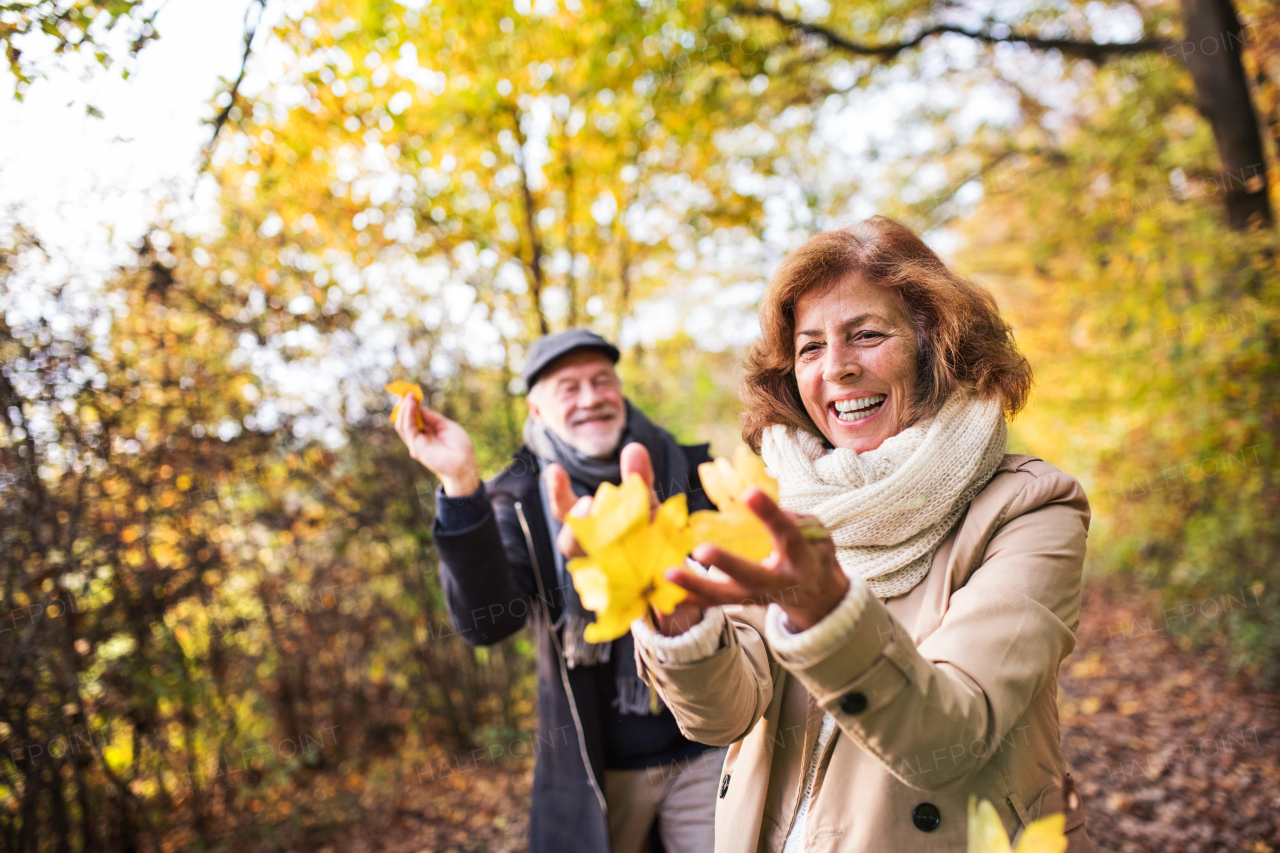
left=313, top=580, right=1280, bottom=853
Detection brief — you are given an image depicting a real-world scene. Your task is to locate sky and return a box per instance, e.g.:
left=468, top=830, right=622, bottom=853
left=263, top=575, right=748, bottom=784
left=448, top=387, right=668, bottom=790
left=0, top=0, right=269, bottom=280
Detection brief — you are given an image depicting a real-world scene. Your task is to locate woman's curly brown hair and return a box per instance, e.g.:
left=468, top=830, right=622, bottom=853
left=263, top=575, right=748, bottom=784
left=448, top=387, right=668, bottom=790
left=741, top=216, right=1033, bottom=452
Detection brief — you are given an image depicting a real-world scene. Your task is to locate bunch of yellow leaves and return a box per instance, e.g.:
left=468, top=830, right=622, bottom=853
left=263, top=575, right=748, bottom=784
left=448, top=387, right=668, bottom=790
left=565, top=448, right=782, bottom=644
left=687, top=445, right=780, bottom=562
left=386, top=381, right=427, bottom=430
left=967, top=797, right=1067, bottom=853
left=565, top=474, right=694, bottom=643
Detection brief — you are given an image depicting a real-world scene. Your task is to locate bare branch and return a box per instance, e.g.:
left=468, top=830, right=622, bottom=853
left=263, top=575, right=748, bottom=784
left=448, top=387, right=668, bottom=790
left=508, top=107, right=549, bottom=336
left=732, top=4, right=1172, bottom=64
left=197, top=0, right=267, bottom=173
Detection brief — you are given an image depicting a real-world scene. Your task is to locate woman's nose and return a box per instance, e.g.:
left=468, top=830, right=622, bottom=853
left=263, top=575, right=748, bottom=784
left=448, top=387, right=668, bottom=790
left=822, top=346, right=860, bottom=384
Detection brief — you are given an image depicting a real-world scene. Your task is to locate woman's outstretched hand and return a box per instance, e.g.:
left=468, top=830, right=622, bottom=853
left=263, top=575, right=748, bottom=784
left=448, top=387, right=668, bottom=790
left=669, top=489, right=850, bottom=633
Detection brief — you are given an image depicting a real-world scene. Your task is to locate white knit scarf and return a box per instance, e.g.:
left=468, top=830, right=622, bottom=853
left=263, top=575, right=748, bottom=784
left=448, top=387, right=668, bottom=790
left=760, top=392, right=1007, bottom=599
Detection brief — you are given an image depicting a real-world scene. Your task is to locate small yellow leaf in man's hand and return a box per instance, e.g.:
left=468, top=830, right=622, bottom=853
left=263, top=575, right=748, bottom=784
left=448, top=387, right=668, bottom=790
left=386, top=381, right=426, bottom=430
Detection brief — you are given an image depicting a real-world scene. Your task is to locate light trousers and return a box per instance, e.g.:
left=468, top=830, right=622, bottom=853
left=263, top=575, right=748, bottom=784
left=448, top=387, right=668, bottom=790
left=604, top=747, right=727, bottom=853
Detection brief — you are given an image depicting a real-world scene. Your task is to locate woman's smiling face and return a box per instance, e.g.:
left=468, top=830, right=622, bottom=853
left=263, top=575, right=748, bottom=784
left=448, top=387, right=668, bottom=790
left=793, top=274, right=920, bottom=453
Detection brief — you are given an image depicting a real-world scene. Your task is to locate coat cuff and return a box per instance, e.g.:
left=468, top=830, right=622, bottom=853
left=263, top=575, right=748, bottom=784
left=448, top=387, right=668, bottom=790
left=777, top=593, right=913, bottom=730
left=631, top=607, right=727, bottom=665
left=764, top=576, right=872, bottom=668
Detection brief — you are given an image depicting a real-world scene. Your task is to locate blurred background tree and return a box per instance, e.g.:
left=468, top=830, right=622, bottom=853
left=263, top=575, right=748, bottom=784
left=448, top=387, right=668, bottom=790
left=1, top=0, right=1278, bottom=849
left=2, top=0, right=156, bottom=103
left=718, top=0, right=1280, bottom=670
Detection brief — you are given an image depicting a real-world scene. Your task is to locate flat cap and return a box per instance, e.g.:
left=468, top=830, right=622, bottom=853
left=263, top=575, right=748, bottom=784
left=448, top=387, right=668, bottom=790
left=521, top=329, right=620, bottom=389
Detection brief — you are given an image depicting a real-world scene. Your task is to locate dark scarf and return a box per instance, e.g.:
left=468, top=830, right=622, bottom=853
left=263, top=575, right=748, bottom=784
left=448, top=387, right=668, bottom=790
left=524, top=399, right=689, bottom=715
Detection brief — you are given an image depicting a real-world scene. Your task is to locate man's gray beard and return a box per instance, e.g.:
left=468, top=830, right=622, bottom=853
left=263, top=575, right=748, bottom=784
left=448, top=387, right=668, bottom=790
left=564, top=421, right=625, bottom=460
left=552, top=405, right=625, bottom=460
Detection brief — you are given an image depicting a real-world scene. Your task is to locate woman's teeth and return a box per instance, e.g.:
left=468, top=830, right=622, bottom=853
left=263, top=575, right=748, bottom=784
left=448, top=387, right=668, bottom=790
left=833, top=394, right=886, bottom=422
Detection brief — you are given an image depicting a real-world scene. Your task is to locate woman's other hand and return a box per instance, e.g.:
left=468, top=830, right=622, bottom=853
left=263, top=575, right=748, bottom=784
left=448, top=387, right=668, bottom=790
left=548, top=443, right=706, bottom=636
left=670, top=489, right=850, bottom=632
left=549, top=442, right=661, bottom=559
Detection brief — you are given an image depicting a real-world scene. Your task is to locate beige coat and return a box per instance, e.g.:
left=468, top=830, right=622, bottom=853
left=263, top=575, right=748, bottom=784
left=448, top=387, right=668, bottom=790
left=636, top=455, right=1095, bottom=852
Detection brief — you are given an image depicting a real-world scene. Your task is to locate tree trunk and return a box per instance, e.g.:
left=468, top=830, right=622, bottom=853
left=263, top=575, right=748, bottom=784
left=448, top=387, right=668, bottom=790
left=1179, top=0, right=1273, bottom=229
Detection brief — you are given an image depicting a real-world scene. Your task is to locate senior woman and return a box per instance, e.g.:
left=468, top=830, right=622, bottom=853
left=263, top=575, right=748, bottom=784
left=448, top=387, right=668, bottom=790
left=615, top=217, right=1093, bottom=852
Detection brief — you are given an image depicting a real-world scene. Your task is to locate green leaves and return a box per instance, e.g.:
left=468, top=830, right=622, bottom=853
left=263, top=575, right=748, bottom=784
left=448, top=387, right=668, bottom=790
left=2, top=1, right=154, bottom=99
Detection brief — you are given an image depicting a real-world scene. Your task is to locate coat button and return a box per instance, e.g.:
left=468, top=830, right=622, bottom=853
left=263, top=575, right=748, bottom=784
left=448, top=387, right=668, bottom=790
left=912, top=802, right=941, bottom=832
left=719, top=774, right=731, bottom=799
left=839, top=692, right=868, bottom=715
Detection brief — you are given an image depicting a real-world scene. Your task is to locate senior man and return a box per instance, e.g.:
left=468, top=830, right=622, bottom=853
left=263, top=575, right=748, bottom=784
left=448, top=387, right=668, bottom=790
left=393, top=330, right=724, bottom=853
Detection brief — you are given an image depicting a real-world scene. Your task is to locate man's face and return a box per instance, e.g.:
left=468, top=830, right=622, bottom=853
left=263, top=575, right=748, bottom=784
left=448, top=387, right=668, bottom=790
left=527, top=351, right=625, bottom=459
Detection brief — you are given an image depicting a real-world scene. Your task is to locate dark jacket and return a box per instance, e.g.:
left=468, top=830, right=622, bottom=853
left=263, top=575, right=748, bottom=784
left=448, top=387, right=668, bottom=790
left=432, top=443, right=715, bottom=853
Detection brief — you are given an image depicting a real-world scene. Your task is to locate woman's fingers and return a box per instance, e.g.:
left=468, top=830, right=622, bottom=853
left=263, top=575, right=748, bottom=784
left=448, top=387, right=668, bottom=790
left=690, top=542, right=785, bottom=591
left=556, top=495, right=593, bottom=559
left=620, top=442, right=654, bottom=488
left=666, top=568, right=778, bottom=610
left=546, top=464, right=577, bottom=522
left=743, top=487, right=815, bottom=564
left=667, top=567, right=750, bottom=604
left=620, top=442, right=661, bottom=512
left=651, top=600, right=705, bottom=637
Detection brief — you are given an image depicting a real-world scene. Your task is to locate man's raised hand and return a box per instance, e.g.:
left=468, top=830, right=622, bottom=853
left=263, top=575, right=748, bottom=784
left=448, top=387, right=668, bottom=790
left=393, top=392, right=480, bottom=496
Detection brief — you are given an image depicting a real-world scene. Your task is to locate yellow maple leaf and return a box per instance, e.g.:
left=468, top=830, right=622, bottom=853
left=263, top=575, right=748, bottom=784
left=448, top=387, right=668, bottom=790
left=698, top=444, right=780, bottom=507
left=386, top=381, right=426, bottom=430
left=564, top=474, right=650, bottom=554
left=566, top=474, right=693, bottom=643
left=967, top=797, right=1068, bottom=853
left=687, top=446, right=780, bottom=562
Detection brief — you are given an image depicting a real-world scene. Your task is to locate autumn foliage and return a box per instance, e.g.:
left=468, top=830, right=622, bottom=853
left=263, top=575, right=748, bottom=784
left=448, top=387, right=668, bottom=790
left=2, top=0, right=1280, bottom=850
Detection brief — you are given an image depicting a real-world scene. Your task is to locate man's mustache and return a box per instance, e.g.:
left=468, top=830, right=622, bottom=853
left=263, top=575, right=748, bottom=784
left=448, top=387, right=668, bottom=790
left=568, top=405, right=622, bottom=427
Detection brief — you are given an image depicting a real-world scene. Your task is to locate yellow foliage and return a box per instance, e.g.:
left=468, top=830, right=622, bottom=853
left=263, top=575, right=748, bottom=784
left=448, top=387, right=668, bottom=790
left=967, top=797, right=1068, bottom=853
left=385, top=381, right=426, bottom=430
left=564, top=450, right=785, bottom=641
left=688, top=446, right=779, bottom=562
left=697, top=445, right=780, bottom=508
left=565, top=475, right=692, bottom=643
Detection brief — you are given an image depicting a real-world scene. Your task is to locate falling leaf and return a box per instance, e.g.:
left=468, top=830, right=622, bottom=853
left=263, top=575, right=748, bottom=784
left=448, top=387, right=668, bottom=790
left=386, top=381, right=426, bottom=430
left=688, top=445, right=780, bottom=561
left=967, top=797, right=1068, bottom=853
left=565, top=474, right=693, bottom=643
